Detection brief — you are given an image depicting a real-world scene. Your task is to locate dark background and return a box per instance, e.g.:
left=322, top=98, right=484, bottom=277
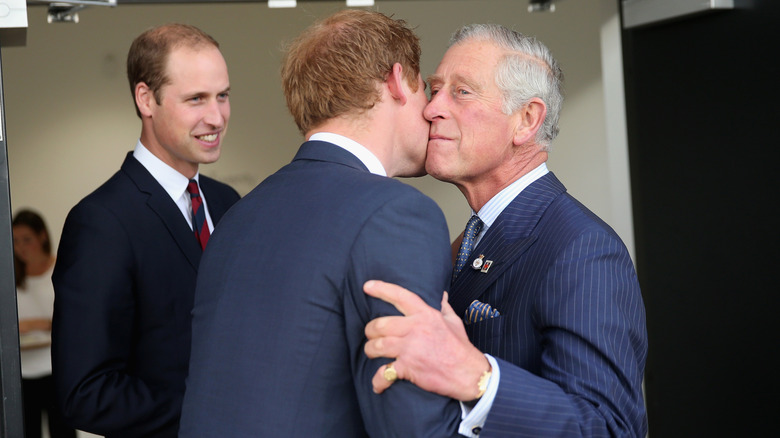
left=621, top=0, right=779, bottom=435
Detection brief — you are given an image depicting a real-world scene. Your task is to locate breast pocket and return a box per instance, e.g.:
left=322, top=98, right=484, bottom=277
left=464, top=315, right=504, bottom=357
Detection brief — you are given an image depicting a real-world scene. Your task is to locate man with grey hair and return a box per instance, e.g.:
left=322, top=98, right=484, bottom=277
left=363, top=24, right=648, bottom=437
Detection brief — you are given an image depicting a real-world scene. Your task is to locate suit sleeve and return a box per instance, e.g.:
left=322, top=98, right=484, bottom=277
left=483, top=230, right=648, bottom=437
left=52, top=200, right=180, bottom=436
left=344, top=189, right=463, bottom=438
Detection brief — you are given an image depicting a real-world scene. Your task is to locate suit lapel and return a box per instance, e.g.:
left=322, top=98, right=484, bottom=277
left=449, top=231, right=537, bottom=316
left=121, top=153, right=203, bottom=269
left=448, top=173, right=567, bottom=316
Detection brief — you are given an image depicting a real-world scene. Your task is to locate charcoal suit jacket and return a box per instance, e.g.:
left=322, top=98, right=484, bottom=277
left=52, top=152, right=240, bottom=437
left=179, top=141, right=462, bottom=437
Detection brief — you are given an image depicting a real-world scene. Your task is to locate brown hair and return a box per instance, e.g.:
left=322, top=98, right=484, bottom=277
left=12, top=209, right=51, bottom=288
left=281, top=10, right=421, bottom=135
left=127, top=23, right=220, bottom=118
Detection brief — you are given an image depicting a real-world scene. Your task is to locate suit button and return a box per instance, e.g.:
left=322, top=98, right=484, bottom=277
left=472, top=426, right=482, bottom=435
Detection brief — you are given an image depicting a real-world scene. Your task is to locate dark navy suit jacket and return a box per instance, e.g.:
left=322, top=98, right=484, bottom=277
left=52, top=153, right=240, bottom=437
left=450, top=173, right=648, bottom=437
left=179, top=141, right=462, bottom=437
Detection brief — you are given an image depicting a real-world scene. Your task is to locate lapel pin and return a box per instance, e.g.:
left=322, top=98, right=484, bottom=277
left=472, top=255, right=494, bottom=273
left=471, top=255, right=485, bottom=270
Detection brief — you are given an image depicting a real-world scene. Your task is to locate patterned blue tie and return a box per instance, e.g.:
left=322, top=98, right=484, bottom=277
left=453, top=215, right=483, bottom=281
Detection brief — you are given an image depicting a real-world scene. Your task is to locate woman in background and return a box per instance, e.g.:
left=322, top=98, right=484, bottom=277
left=13, top=209, right=76, bottom=438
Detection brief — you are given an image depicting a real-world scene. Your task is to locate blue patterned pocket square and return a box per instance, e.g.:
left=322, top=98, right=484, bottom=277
left=464, top=300, right=500, bottom=325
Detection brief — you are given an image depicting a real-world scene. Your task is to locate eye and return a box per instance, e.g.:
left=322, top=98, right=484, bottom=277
left=457, top=88, right=471, bottom=96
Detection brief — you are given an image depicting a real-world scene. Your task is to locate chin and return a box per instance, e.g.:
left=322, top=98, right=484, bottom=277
left=199, top=151, right=221, bottom=165
left=424, top=164, right=450, bottom=182
left=396, top=165, right=427, bottom=178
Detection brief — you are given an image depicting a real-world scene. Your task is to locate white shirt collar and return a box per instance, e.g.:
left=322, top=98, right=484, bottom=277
left=475, top=162, right=549, bottom=231
left=133, top=140, right=198, bottom=200
left=309, top=132, right=387, bottom=176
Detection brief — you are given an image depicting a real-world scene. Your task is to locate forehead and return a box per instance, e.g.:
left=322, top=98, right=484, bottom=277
left=163, top=45, right=227, bottom=85
left=12, top=225, right=35, bottom=236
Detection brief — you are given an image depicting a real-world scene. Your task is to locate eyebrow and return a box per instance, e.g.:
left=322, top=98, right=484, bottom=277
left=186, top=86, right=231, bottom=99
left=426, top=73, right=482, bottom=94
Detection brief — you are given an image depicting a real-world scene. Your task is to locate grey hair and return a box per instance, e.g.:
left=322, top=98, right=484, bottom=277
left=450, top=24, right=564, bottom=149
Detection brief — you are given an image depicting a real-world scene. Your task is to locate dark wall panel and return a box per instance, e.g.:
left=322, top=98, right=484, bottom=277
left=621, top=1, right=780, bottom=436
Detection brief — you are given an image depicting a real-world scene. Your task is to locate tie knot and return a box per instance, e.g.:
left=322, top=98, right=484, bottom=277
left=187, top=179, right=200, bottom=196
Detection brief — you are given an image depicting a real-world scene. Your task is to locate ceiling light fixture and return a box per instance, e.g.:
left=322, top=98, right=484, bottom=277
left=268, top=0, right=296, bottom=8
left=528, top=0, right=556, bottom=13
left=40, top=0, right=115, bottom=23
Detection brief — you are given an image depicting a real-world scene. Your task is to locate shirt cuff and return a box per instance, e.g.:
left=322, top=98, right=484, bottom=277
left=458, top=354, right=499, bottom=437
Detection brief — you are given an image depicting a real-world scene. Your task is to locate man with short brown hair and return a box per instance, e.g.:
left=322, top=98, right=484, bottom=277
left=52, top=24, right=240, bottom=437
left=179, top=10, right=461, bottom=437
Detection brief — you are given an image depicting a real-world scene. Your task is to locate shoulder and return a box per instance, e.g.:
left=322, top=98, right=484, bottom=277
left=531, top=173, right=618, bottom=238
left=67, top=170, right=135, bottom=218
left=362, top=177, right=444, bottom=220
left=548, top=193, right=623, bottom=242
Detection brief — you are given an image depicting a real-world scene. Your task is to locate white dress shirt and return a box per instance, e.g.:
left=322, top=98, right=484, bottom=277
left=133, top=141, right=215, bottom=232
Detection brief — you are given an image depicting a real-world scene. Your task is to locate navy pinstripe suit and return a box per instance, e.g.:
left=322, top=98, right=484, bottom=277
left=450, top=172, right=648, bottom=437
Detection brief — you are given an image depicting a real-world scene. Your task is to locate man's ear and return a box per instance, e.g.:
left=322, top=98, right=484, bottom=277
left=513, top=98, right=547, bottom=146
left=386, top=63, right=408, bottom=105
left=135, top=82, right=155, bottom=118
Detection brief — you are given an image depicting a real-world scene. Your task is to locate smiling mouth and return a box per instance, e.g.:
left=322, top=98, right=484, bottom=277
left=196, top=133, right=218, bottom=142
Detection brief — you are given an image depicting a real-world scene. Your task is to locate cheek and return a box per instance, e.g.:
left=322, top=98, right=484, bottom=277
left=167, top=107, right=196, bottom=127
left=475, top=114, right=513, bottom=146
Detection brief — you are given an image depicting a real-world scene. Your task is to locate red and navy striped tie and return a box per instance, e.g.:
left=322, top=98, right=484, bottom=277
left=187, top=179, right=209, bottom=250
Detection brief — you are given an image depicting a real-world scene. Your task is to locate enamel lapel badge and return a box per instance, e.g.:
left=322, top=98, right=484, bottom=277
left=471, top=255, right=493, bottom=273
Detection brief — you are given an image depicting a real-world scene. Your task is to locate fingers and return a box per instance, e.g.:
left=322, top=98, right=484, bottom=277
left=363, top=280, right=429, bottom=316
left=364, top=314, right=418, bottom=339
left=372, top=362, right=401, bottom=394
left=365, top=330, right=410, bottom=359
left=441, top=291, right=455, bottom=316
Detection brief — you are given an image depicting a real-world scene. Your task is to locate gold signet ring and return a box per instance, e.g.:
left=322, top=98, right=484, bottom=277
left=383, top=363, right=398, bottom=382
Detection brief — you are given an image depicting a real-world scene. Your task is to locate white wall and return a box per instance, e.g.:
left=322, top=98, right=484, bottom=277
left=2, top=0, right=633, bottom=256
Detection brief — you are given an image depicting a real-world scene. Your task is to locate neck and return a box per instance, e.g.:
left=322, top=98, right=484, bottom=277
left=459, top=151, right=548, bottom=212
left=309, top=114, right=397, bottom=175
left=139, top=132, right=199, bottom=179
left=25, top=254, right=53, bottom=276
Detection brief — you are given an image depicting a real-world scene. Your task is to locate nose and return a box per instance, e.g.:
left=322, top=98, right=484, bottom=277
left=424, top=92, right=447, bottom=122
left=204, top=99, right=229, bottom=128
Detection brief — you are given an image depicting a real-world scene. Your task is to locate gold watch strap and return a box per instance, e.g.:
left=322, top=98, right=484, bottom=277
left=476, top=369, right=492, bottom=399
